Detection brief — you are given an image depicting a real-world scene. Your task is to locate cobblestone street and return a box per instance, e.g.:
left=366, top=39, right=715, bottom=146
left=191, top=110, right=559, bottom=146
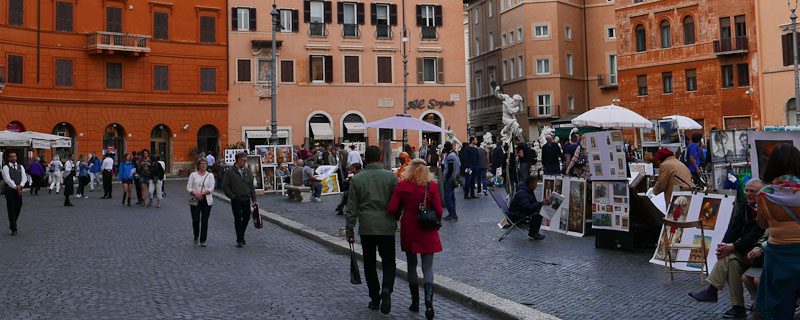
left=0, top=180, right=492, bottom=320
left=259, top=186, right=747, bottom=320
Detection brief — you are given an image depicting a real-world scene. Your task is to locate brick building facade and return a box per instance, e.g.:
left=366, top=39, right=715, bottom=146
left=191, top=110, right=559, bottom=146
left=616, top=0, right=759, bottom=133
left=0, top=0, right=228, bottom=172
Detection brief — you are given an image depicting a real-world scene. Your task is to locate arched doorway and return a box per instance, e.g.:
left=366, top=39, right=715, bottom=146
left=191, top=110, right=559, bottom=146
left=103, top=123, right=125, bottom=157
left=6, top=120, right=25, bottom=132
left=787, top=98, right=797, bottom=126
left=151, top=124, right=172, bottom=172
left=197, top=125, right=220, bottom=157
left=421, top=112, right=443, bottom=146
left=52, top=122, right=77, bottom=158
left=308, top=113, right=333, bottom=148
left=342, top=113, right=366, bottom=143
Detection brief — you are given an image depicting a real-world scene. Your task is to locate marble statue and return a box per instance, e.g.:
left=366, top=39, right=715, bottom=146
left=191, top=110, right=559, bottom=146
left=480, top=132, right=496, bottom=150
left=493, top=86, right=523, bottom=145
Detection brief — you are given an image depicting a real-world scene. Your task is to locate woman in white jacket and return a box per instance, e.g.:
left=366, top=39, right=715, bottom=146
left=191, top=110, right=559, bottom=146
left=186, top=158, right=216, bottom=247
left=48, top=155, right=63, bottom=194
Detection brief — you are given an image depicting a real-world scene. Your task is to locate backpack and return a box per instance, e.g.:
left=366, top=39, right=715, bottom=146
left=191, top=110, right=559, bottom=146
left=140, top=161, right=152, bottom=178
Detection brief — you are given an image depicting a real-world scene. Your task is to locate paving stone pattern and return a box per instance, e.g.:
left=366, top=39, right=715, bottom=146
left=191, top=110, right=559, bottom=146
left=0, top=180, right=493, bottom=320
left=259, top=186, right=749, bottom=320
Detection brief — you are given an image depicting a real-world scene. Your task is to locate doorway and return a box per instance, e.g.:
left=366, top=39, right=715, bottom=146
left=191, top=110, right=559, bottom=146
left=150, top=124, right=172, bottom=173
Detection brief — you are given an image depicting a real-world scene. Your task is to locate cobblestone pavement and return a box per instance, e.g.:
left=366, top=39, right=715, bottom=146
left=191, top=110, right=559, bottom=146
left=0, top=180, right=493, bottom=320
left=259, top=186, right=756, bottom=320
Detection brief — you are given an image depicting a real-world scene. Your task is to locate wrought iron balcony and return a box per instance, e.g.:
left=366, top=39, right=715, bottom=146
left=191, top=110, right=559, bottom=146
left=713, top=36, right=749, bottom=55
left=421, top=26, right=438, bottom=40
left=597, top=74, right=618, bottom=89
left=342, top=24, right=360, bottom=38
left=308, top=22, right=327, bottom=38
left=375, top=25, right=392, bottom=39
left=87, top=31, right=151, bottom=56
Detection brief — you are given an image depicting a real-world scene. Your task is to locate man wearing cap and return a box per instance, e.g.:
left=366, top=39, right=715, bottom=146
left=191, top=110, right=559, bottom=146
left=652, top=148, right=695, bottom=201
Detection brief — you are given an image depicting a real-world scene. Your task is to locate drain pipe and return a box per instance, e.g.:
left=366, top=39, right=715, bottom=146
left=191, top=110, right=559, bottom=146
left=37, top=0, right=41, bottom=83
left=582, top=0, right=590, bottom=113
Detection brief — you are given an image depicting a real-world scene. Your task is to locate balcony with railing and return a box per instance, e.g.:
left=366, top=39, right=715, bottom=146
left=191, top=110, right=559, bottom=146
left=597, top=74, right=618, bottom=89
left=308, top=23, right=328, bottom=38
left=713, top=36, right=749, bottom=55
left=421, top=26, right=439, bottom=40
left=87, top=31, right=151, bottom=56
left=342, top=24, right=360, bottom=38
left=0, top=66, right=6, bottom=92
left=375, top=25, right=392, bottom=39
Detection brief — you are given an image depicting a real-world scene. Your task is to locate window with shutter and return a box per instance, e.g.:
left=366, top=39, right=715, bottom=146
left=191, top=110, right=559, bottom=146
left=341, top=3, right=358, bottom=37
left=737, top=63, right=749, bottom=87
left=153, top=12, right=169, bottom=40
left=106, top=63, right=122, bottom=89
left=7, top=55, right=23, bottom=84
left=420, top=57, right=437, bottom=83
left=236, top=59, right=252, bottom=82
left=235, top=8, right=250, bottom=31
left=280, top=60, right=294, bottom=82
left=783, top=33, right=799, bottom=67
left=310, top=56, right=325, bottom=82
left=55, top=59, right=73, bottom=87
left=56, top=2, right=74, bottom=32
left=722, top=65, right=734, bottom=88
left=374, top=3, right=391, bottom=39
left=324, top=56, right=333, bottom=83
left=344, top=56, right=360, bottom=83
left=200, top=16, right=216, bottom=43
left=686, top=69, right=697, bottom=91
left=308, top=1, right=326, bottom=36
left=106, top=7, right=123, bottom=33
left=637, top=74, right=648, bottom=96
left=8, top=0, right=23, bottom=26
left=280, top=10, right=294, bottom=32
left=153, top=65, right=169, bottom=91
left=419, top=5, right=438, bottom=39
left=377, top=56, right=392, bottom=83
left=249, top=8, right=257, bottom=31
left=200, top=67, right=216, bottom=92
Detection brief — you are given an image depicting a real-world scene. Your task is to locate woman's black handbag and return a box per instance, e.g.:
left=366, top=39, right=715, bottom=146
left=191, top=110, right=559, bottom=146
left=349, top=243, right=362, bottom=285
left=417, top=182, right=441, bottom=230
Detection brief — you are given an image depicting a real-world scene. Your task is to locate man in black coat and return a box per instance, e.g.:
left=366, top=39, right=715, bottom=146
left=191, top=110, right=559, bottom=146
left=508, top=176, right=548, bottom=240
left=688, top=179, right=765, bottom=319
left=463, top=137, right=480, bottom=199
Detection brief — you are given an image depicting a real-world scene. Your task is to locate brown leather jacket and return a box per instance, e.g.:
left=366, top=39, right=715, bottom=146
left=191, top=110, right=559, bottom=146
left=654, top=156, right=695, bottom=201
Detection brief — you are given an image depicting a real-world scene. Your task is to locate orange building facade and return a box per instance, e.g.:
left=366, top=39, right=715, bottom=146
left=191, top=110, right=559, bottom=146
left=615, top=0, right=759, bottom=134
left=0, top=0, right=228, bottom=173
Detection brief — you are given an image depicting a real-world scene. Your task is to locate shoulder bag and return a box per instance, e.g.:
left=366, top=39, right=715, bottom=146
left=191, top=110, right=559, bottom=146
left=189, top=173, right=208, bottom=206
left=417, top=182, right=441, bottom=230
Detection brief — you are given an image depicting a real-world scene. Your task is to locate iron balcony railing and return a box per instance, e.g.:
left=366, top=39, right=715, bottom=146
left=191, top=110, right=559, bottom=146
left=713, top=36, right=749, bottom=55
left=421, top=26, right=438, bottom=40
left=597, top=74, right=619, bottom=88
left=308, top=22, right=327, bottom=37
left=87, top=31, right=151, bottom=54
left=375, top=25, right=392, bottom=39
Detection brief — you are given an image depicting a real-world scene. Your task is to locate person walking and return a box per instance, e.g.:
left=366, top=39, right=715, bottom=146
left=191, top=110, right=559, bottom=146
left=387, top=159, right=443, bottom=319
left=138, top=150, right=153, bottom=207
left=48, top=155, right=63, bottom=194
left=221, top=152, right=257, bottom=247
left=477, top=143, right=490, bottom=195
left=335, top=163, right=362, bottom=215
left=3, top=152, right=27, bottom=235
left=187, top=158, right=216, bottom=247
left=347, top=144, right=363, bottom=167
left=346, top=146, right=399, bottom=314
left=463, top=137, right=480, bottom=199
left=77, top=155, right=90, bottom=199
left=100, top=153, right=115, bottom=199
left=754, top=144, right=800, bottom=320
left=88, top=152, right=102, bottom=192
left=686, top=133, right=706, bottom=188
left=27, top=157, right=45, bottom=196
left=205, top=151, right=215, bottom=167
left=62, top=154, right=75, bottom=207
left=149, top=155, right=165, bottom=208
left=541, top=134, right=562, bottom=175
left=418, top=140, right=429, bottom=162
left=441, top=142, right=460, bottom=221
left=132, top=153, right=144, bottom=205
left=118, top=153, right=135, bottom=206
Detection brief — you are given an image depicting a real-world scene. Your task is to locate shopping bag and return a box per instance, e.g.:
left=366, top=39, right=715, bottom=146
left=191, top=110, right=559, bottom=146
left=252, top=203, right=263, bottom=229
left=349, top=243, right=362, bottom=285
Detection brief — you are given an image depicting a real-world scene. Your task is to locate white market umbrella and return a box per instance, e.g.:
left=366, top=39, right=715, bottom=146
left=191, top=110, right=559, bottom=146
left=572, top=100, right=653, bottom=129
left=0, top=130, right=30, bottom=147
left=662, top=115, right=702, bottom=130
left=363, top=114, right=448, bottom=133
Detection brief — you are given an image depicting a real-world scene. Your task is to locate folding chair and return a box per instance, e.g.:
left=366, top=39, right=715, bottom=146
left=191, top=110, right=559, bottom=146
left=489, top=188, right=532, bottom=242
left=660, top=219, right=709, bottom=285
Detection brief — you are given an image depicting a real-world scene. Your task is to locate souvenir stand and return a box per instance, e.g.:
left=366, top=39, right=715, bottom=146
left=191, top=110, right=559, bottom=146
left=571, top=101, right=661, bottom=249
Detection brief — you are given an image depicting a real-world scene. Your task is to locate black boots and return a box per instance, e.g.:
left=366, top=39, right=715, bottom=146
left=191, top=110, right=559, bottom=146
left=122, top=192, right=127, bottom=205
left=424, top=283, right=434, bottom=319
left=379, top=289, right=391, bottom=314
left=368, top=298, right=380, bottom=310
left=64, top=196, right=73, bottom=207
left=409, top=283, right=420, bottom=312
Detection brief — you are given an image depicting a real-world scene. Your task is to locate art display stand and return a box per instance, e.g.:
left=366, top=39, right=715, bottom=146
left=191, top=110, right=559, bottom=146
left=254, top=145, right=294, bottom=193
left=541, top=175, right=590, bottom=237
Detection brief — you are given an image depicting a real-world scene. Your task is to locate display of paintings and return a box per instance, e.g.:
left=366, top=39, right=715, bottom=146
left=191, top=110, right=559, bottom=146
left=649, top=192, right=736, bottom=271
left=658, top=120, right=680, bottom=145
left=640, top=126, right=658, bottom=146
left=254, top=145, right=277, bottom=165
left=224, top=149, right=247, bottom=165
left=709, top=130, right=751, bottom=163
left=584, top=131, right=627, bottom=180
left=686, top=235, right=712, bottom=269
left=629, top=163, right=654, bottom=177
left=540, top=192, right=564, bottom=220
left=540, top=176, right=588, bottom=237
left=567, top=179, right=586, bottom=236
left=591, top=181, right=630, bottom=232
left=275, top=145, right=294, bottom=165
left=320, top=174, right=341, bottom=195
left=734, top=130, right=750, bottom=159
left=245, top=155, right=264, bottom=190
left=262, top=166, right=276, bottom=192
left=558, top=208, right=569, bottom=233
left=255, top=145, right=294, bottom=166
left=748, top=131, right=800, bottom=180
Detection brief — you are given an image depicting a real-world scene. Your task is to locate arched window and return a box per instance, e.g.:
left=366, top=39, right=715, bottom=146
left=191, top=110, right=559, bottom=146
left=660, top=20, right=671, bottom=48
left=151, top=124, right=172, bottom=172
left=342, top=113, right=365, bottom=143
left=52, top=122, right=76, bottom=158
left=635, top=24, right=646, bottom=52
left=197, top=125, right=220, bottom=156
left=683, top=16, right=695, bottom=45
left=788, top=98, right=798, bottom=126
left=103, top=123, right=126, bottom=156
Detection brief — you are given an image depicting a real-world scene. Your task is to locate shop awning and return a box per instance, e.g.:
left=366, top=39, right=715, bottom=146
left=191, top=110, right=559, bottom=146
left=344, top=122, right=365, bottom=134
left=310, top=123, right=334, bottom=140
left=245, top=130, right=289, bottom=139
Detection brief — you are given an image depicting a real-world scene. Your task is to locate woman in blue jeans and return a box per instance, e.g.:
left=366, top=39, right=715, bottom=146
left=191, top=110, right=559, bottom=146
left=187, top=158, right=216, bottom=247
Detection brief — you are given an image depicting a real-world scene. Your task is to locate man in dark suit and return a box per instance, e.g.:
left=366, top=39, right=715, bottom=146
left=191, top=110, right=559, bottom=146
left=222, top=152, right=257, bottom=248
left=463, top=137, right=480, bottom=199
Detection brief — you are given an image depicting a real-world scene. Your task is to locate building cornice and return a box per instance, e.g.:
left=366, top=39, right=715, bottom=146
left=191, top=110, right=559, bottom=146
left=0, top=95, right=227, bottom=107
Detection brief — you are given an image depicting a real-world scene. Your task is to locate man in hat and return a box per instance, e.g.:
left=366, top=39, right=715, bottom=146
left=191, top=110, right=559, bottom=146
left=652, top=148, right=695, bottom=201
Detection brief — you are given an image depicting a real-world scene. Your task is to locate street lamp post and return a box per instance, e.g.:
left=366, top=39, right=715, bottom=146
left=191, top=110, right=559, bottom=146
left=270, top=2, right=280, bottom=145
left=401, top=0, right=409, bottom=148
left=791, top=0, right=800, bottom=124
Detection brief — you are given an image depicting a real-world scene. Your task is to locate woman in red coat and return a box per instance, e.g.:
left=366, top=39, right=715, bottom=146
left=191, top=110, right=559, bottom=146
left=388, top=158, right=443, bottom=320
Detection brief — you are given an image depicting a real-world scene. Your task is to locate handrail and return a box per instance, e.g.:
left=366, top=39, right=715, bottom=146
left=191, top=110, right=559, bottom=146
left=86, top=31, right=151, bottom=53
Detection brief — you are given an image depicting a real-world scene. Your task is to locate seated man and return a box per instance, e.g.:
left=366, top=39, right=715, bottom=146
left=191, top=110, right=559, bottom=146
left=689, top=179, right=765, bottom=318
left=290, top=159, right=304, bottom=186
left=303, top=160, right=323, bottom=202
left=508, top=176, right=549, bottom=240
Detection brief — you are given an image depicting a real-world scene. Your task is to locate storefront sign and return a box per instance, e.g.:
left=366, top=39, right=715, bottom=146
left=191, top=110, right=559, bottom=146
left=408, top=99, right=456, bottom=110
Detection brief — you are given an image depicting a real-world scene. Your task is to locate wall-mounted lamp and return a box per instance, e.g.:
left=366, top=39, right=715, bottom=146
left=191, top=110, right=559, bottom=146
left=183, top=124, right=190, bottom=130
